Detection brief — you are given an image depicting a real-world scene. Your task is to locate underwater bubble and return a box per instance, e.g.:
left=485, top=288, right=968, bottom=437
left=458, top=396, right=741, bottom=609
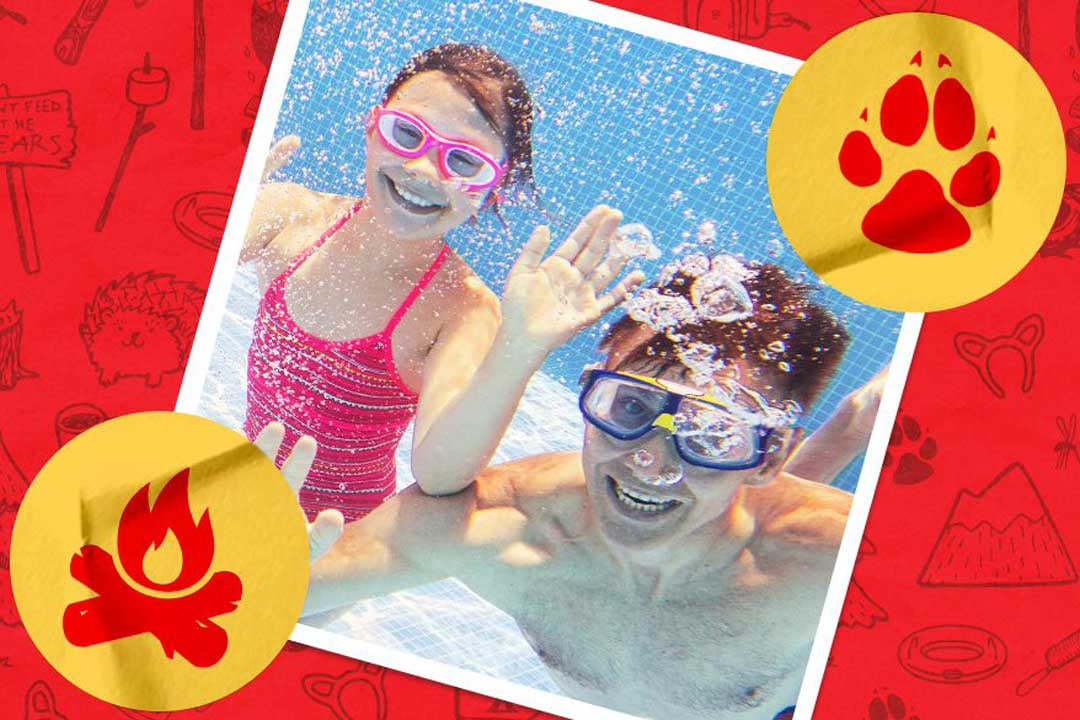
left=625, top=288, right=696, bottom=333
left=615, top=223, right=661, bottom=261
left=768, top=340, right=786, bottom=353
left=697, top=220, right=718, bottom=246
left=690, top=271, right=753, bottom=323
left=632, top=449, right=655, bottom=468
left=766, top=238, right=785, bottom=258
left=777, top=361, right=791, bottom=373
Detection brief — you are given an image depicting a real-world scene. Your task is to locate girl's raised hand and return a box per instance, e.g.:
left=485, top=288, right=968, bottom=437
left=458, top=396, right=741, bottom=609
left=500, top=205, right=644, bottom=357
left=254, top=422, right=344, bottom=561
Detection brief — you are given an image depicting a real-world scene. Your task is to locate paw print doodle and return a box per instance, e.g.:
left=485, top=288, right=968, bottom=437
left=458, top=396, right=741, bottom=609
left=954, top=314, right=1044, bottom=399
left=867, top=691, right=919, bottom=720
left=883, top=415, right=937, bottom=485
left=24, top=681, right=68, bottom=720
left=302, top=663, right=388, bottom=720
left=839, top=51, right=1000, bottom=253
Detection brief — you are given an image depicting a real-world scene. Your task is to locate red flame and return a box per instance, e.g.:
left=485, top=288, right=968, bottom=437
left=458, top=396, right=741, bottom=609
left=117, top=468, right=213, bottom=592
left=63, top=467, right=242, bottom=666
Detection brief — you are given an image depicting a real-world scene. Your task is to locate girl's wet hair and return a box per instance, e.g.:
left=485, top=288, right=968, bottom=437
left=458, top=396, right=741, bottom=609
left=382, top=43, right=536, bottom=204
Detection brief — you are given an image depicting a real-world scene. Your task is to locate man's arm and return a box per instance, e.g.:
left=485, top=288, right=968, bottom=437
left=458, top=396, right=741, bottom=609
left=744, top=473, right=853, bottom=583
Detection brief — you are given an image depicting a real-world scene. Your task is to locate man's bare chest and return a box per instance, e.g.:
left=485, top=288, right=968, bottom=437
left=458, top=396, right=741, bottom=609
left=503, top=565, right=809, bottom=719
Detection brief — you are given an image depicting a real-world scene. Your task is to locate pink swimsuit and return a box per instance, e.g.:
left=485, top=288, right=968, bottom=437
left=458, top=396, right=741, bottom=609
left=245, top=202, right=450, bottom=522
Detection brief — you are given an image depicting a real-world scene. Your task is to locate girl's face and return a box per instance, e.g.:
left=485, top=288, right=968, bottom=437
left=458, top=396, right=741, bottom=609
left=365, top=71, right=508, bottom=242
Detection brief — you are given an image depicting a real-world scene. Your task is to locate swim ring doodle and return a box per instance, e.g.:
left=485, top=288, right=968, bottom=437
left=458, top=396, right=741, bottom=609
left=174, top=191, right=231, bottom=251
left=898, top=625, right=1007, bottom=683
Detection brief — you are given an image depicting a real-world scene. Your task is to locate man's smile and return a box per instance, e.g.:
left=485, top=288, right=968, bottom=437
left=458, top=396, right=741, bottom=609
left=605, top=474, right=685, bottom=520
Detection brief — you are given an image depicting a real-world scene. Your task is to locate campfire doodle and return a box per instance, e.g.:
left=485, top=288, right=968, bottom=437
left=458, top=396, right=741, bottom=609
left=54, top=403, right=107, bottom=447
left=95, top=53, right=169, bottom=232
left=79, top=272, right=204, bottom=388
left=303, top=663, right=389, bottom=720
left=1016, top=627, right=1080, bottom=696
left=0, top=301, right=36, bottom=391
left=24, top=680, right=69, bottom=720
left=62, top=468, right=242, bottom=667
left=682, top=0, right=809, bottom=41
left=1054, top=414, right=1079, bottom=470
left=919, top=463, right=1076, bottom=587
left=954, top=314, right=1044, bottom=399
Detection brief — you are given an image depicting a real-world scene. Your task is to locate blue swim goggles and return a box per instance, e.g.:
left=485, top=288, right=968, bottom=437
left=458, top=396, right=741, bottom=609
left=578, top=369, right=773, bottom=470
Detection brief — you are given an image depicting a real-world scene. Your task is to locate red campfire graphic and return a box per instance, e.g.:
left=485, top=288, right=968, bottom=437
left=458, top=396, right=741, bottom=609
left=62, top=468, right=242, bottom=667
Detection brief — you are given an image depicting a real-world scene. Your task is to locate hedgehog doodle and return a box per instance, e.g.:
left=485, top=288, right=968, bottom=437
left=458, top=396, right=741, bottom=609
left=79, top=272, right=205, bottom=388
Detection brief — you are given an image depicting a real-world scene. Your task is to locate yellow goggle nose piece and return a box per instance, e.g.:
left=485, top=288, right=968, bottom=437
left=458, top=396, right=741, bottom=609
left=651, top=413, right=676, bottom=434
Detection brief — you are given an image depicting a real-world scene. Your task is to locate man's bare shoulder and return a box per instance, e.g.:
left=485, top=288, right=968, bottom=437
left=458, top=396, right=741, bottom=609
left=744, top=472, right=853, bottom=561
left=475, top=452, right=588, bottom=520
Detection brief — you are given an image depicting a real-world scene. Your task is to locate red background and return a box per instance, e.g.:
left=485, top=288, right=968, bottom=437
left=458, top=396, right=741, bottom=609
left=2, top=0, right=1077, bottom=718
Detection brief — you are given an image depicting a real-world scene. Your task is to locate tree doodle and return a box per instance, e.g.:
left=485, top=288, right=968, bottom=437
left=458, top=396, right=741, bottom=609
left=0, top=301, right=37, bottom=390
left=840, top=537, right=889, bottom=629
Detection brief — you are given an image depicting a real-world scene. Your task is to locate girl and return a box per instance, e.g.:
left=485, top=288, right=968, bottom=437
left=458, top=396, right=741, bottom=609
left=242, top=43, right=641, bottom=522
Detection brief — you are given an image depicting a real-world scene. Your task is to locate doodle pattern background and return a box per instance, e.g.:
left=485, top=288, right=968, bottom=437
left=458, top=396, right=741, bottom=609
left=1, top=0, right=1079, bottom=719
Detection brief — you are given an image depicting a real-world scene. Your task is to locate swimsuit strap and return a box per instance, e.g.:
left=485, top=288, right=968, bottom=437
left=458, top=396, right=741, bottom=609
left=279, top=200, right=365, bottom=280
left=383, top=244, right=451, bottom=336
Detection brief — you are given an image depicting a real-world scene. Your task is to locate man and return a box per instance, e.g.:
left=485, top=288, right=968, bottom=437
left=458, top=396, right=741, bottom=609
left=265, top=259, right=865, bottom=720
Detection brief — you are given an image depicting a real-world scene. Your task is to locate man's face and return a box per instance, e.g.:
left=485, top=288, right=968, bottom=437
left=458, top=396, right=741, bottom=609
left=580, top=362, right=798, bottom=554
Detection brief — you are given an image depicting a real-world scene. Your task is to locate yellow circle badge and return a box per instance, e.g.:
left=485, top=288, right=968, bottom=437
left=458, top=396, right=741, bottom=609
left=10, top=412, right=309, bottom=711
left=767, top=13, right=1065, bottom=312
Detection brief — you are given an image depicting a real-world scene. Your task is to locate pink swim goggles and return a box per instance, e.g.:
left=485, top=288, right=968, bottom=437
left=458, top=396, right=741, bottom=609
left=370, top=106, right=506, bottom=193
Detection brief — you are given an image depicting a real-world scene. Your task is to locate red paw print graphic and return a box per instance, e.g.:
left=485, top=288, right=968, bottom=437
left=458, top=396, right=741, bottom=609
left=883, top=415, right=937, bottom=485
left=839, top=52, right=999, bottom=253
left=303, top=663, right=389, bottom=720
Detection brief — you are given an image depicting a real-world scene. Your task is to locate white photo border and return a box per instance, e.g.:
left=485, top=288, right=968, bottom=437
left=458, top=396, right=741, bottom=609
left=175, top=1, right=924, bottom=717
